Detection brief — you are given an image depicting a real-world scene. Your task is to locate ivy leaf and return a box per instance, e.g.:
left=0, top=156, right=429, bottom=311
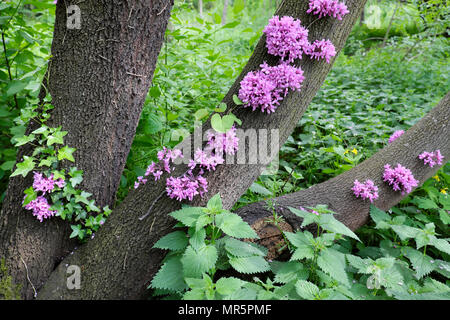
left=150, top=256, right=188, bottom=292
left=153, top=231, right=189, bottom=251
left=57, top=145, right=76, bottom=162
left=10, top=156, right=35, bottom=177
left=69, top=168, right=84, bottom=187
left=14, top=134, right=35, bottom=147
left=295, top=280, right=320, bottom=300
left=181, top=245, right=218, bottom=278
left=215, top=211, right=258, bottom=239
left=23, top=186, right=37, bottom=206
left=39, top=156, right=57, bottom=168
left=228, top=255, right=270, bottom=274
left=31, top=126, right=49, bottom=135
left=69, top=224, right=85, bottom=240
left=47, top=130, right=67, bottom=146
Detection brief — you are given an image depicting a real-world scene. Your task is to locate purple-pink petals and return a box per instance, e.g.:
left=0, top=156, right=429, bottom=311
left=388, top=130, right=404, bottom=144
left=24, top=196, right=57, bottom=222
left=383, top=163, right=419, bottom=195
left=307, top=0, right=349, bottom=20
left=263, top=16, right=309, bottom=62
left=238, top=62, right=304, bottom=113
left=352, top=179, right=379, bottom=203
left=206, top=125, right=239, bottom=156
left=418, top=150, right=444, bottom=168
left=307, top=39, right=336, bottom=64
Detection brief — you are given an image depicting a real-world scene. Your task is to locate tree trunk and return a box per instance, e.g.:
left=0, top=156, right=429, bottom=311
left=37, top=0, right=367, bottom=300
left=237, top=92, right=450, bottom=230
left=199, top=0, right=203, bottom=17
left=0, top=0, right=173, bottom=299
left=222, top=0, right=229, bottom=25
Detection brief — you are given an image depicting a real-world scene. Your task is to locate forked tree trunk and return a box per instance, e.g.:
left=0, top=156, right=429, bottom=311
left=237, top=93, right=450, bottom=230
left=0, top=0, right=173, bottom=299
left=37, top=0, right=367, bottom=300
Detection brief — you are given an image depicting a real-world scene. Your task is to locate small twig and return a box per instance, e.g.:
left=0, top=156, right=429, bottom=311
left=126, top=72, right=145, bottom=77
left=149, top=216, right=156, bottom=233
left=157, top=3, right=169, bottom=16
left=98, top=54, right=110, bottom=62
left=139, top=190, right=166, bottom=221
left=20, top=257, right=37, bottom=298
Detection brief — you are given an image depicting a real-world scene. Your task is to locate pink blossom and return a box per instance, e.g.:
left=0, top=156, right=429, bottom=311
left=307, top=0, right=349, bottom=20
left=418, top=150, right=444, bottom=168
left=307, top=39, right=336, bottom=63
left=24, top=196, right=56, bottom=222
left=206, top=126, right=240, bottom=156
left=383, top=164, right=419, bottom=195
left=388, top=130, right=404, bottom=143
left=352, top=179, right=379, bottom=203
left=263, top=16, right=310, bottom=62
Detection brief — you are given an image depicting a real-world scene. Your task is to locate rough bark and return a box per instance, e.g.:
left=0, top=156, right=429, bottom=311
left=0, top=0, right=173, bottom=299
left=37, top=0, right=367, bottom=299
left=237, top=92, right=450, bottom=231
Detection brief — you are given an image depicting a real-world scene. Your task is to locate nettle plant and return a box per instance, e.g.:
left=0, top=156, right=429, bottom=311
left=11, top=95, right=111, bottom=241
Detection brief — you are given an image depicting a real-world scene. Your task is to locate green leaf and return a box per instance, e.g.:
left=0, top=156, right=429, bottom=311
left=438, top=209, right=450, bottom=225
left=0, top=160, right=15, bottom=171
left=206, top=193, right=222, bottom=211
left=370, top=205, right=391, bottom=226
left=215, top=277, right=243, bottom=296
left=228, top=255, right=270, bottom=274
left=232, top=94, right=243, bottom=105
left=6, top=80, right=28, bottom=96
left=31, top=126, right=49, bottom=135
left=414, top=196, right=438, bottom=210
left=405, top=248, right=435, bottom=279
left=23, top=186, right=37, bottom=206
left=181, top=245, right=218, bottom=278
left=214, top=103, right=227, bottom=113
left=274, top=261, right=309, bottom=284
left=194, top=108, right=209, bottom=121
left=317, top=249, right=350, bottom=287
left=150, top=256, right=188, bottom=292
left=249, top=183, right=273, bottom=196
left=430, top=237, right=450, bottom=255
left=69, top=169, right=84, bottom=187
left=47, top=130, right=68, bottom=146
left=295, top=280, right=319, bottom=300
left=144, top=113, right=163, bottom=134
left=224, top=237, right=266, bottom=257
left=57, top=146, right=76, bottom=162
left=319, top=214, right=360, bottom=241
left=10, top=156, right=35, bottom=177
left=285, top=231, right=315, bottom=260
left=14, top=134, right=35, bottom=147
left=390, top=225, right=419, bottom=241
left=210, top=113, right=225, bottom=133
left=189, top=228, right=206, bottom=251
left=232, top=0, right=245, bottom=14
left=215, top=212, right=258, bottom=239
left=39, top=156, right=57, bottom=167
left=170, top=207, right=204, bottom=227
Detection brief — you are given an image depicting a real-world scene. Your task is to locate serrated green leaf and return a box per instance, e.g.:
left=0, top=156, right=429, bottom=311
left=224, top=238, right=266, bottom=257
left=181, top=245, right=218, bottom=278
left=405, top=248, right=435, bottom=279
left=295, top=280, right=319, bottom=300
left=390, top=225, right=419, bottom=241
left=319, top=214, right=360, bottom=241
left=153, top=231, right=189, bottom=251
left=430, top=237, right=450, bottom=255
left=228, top=255, right=270, bottom=274
left=189, top=228, right=206, bottom=250
left=150, top=256, right=188, bottom=292
left=317, top=248, right=350, bottom=287
left=170, top=207, right=204, bottom=227
left=207, top=193, right=222, bottom=211
left=215, top=212, right=258, bottom=239
left=274, top=261, right=308, bottom=284
left=215, top=277, right=243, bottom=296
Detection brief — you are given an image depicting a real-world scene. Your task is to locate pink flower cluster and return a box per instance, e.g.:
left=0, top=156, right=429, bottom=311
left=24, top=196, right=57, bottom=222
left=418, top=150, right=444, bottom=168
left=239, top=15, right=338, bottom=113
left=352, top=179, right=379, bottom=203
left=23, top=171, right=65, bottom=222
left=307, top=39, right=336, bottom=64
left=134, top=147, right=183, bottom=189
left=383, top=164, right=419, bottom=195
left=32, top=171, right=65, bottom=194
left=166, top=127, right=239, bottom=201
left=299, top=206, right=320, bottom=216
left=263, top=16, right=309, bottom=63
left=388, top=130, right=405, bottom=144
left=307, top=0, right=349, bottom=20
left=238, top=62, right=304, bottom=113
